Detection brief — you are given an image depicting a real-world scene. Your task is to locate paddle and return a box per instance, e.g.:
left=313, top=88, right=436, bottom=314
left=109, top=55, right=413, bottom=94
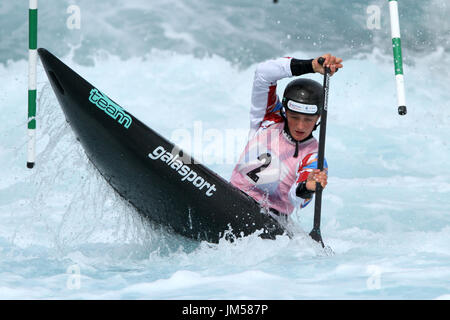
left=309, top=57, right=331, bottom=248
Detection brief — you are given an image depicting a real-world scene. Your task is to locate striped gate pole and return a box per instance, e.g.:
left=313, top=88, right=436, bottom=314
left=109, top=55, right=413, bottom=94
left=388, top=0, right=407, bottom=116
left=27, top=0, right=38, bottom=168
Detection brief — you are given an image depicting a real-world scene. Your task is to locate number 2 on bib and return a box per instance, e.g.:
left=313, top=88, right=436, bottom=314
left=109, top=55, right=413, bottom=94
left=246, top=153, right=272, bottom=183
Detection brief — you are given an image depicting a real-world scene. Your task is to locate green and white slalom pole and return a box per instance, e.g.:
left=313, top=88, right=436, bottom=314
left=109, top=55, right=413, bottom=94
left=27, top=0, right=38, bottom=168
left=388, top=0, right=407, bottom=116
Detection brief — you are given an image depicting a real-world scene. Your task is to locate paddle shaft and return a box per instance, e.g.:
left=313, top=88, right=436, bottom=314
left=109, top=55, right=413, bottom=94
left=309, top=57, right=331, bottom=247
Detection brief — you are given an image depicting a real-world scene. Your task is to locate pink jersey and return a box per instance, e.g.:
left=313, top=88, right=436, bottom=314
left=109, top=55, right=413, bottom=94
left=230, top=57, right=326, bottom=215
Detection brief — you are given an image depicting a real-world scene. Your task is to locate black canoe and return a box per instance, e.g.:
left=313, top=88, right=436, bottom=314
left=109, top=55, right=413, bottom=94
left=38, top=48, right=285, bottom=243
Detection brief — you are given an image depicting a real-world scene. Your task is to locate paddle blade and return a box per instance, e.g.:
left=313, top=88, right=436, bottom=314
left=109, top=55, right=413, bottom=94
left=309, top=228, right=325, bottom=248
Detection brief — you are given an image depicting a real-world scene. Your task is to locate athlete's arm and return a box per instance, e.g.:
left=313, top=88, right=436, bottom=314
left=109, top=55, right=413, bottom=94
left=288, top=152, right=328, bottom=209
left=249, top=57, right=315, bottom=131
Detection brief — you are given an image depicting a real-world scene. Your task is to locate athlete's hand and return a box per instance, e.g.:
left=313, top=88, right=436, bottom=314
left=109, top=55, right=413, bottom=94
left=312, top=54, right=343, bottom=76
left=306, top=169, right=328, bottom=191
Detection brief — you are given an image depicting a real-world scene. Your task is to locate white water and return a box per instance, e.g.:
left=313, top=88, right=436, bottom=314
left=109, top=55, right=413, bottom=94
left=1, top=0, right=450, bottom=300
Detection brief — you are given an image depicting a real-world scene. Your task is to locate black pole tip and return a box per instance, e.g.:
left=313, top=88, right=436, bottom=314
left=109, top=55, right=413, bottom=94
left=27, top=162, right=35, bottom=169
left=398, top=105, right=407, bottom=115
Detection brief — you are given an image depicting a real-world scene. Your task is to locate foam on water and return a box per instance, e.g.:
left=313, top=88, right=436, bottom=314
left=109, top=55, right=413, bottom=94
left=1, top=47, right=449, bottom=299
left=2, top=0, right=450, bottom=67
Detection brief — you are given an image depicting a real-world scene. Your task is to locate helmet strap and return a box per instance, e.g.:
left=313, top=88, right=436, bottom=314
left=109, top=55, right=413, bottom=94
left=313, top=120, right=321, bottom=131
left=281, top=106, right=287, bottom=119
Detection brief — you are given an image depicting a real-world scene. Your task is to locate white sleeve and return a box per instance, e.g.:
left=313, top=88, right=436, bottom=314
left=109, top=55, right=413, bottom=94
left=249, top=57, right=293, bottom=131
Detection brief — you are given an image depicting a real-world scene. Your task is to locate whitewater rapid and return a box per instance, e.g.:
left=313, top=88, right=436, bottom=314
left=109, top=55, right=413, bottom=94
left=1, top=0, right=449, bottom=299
